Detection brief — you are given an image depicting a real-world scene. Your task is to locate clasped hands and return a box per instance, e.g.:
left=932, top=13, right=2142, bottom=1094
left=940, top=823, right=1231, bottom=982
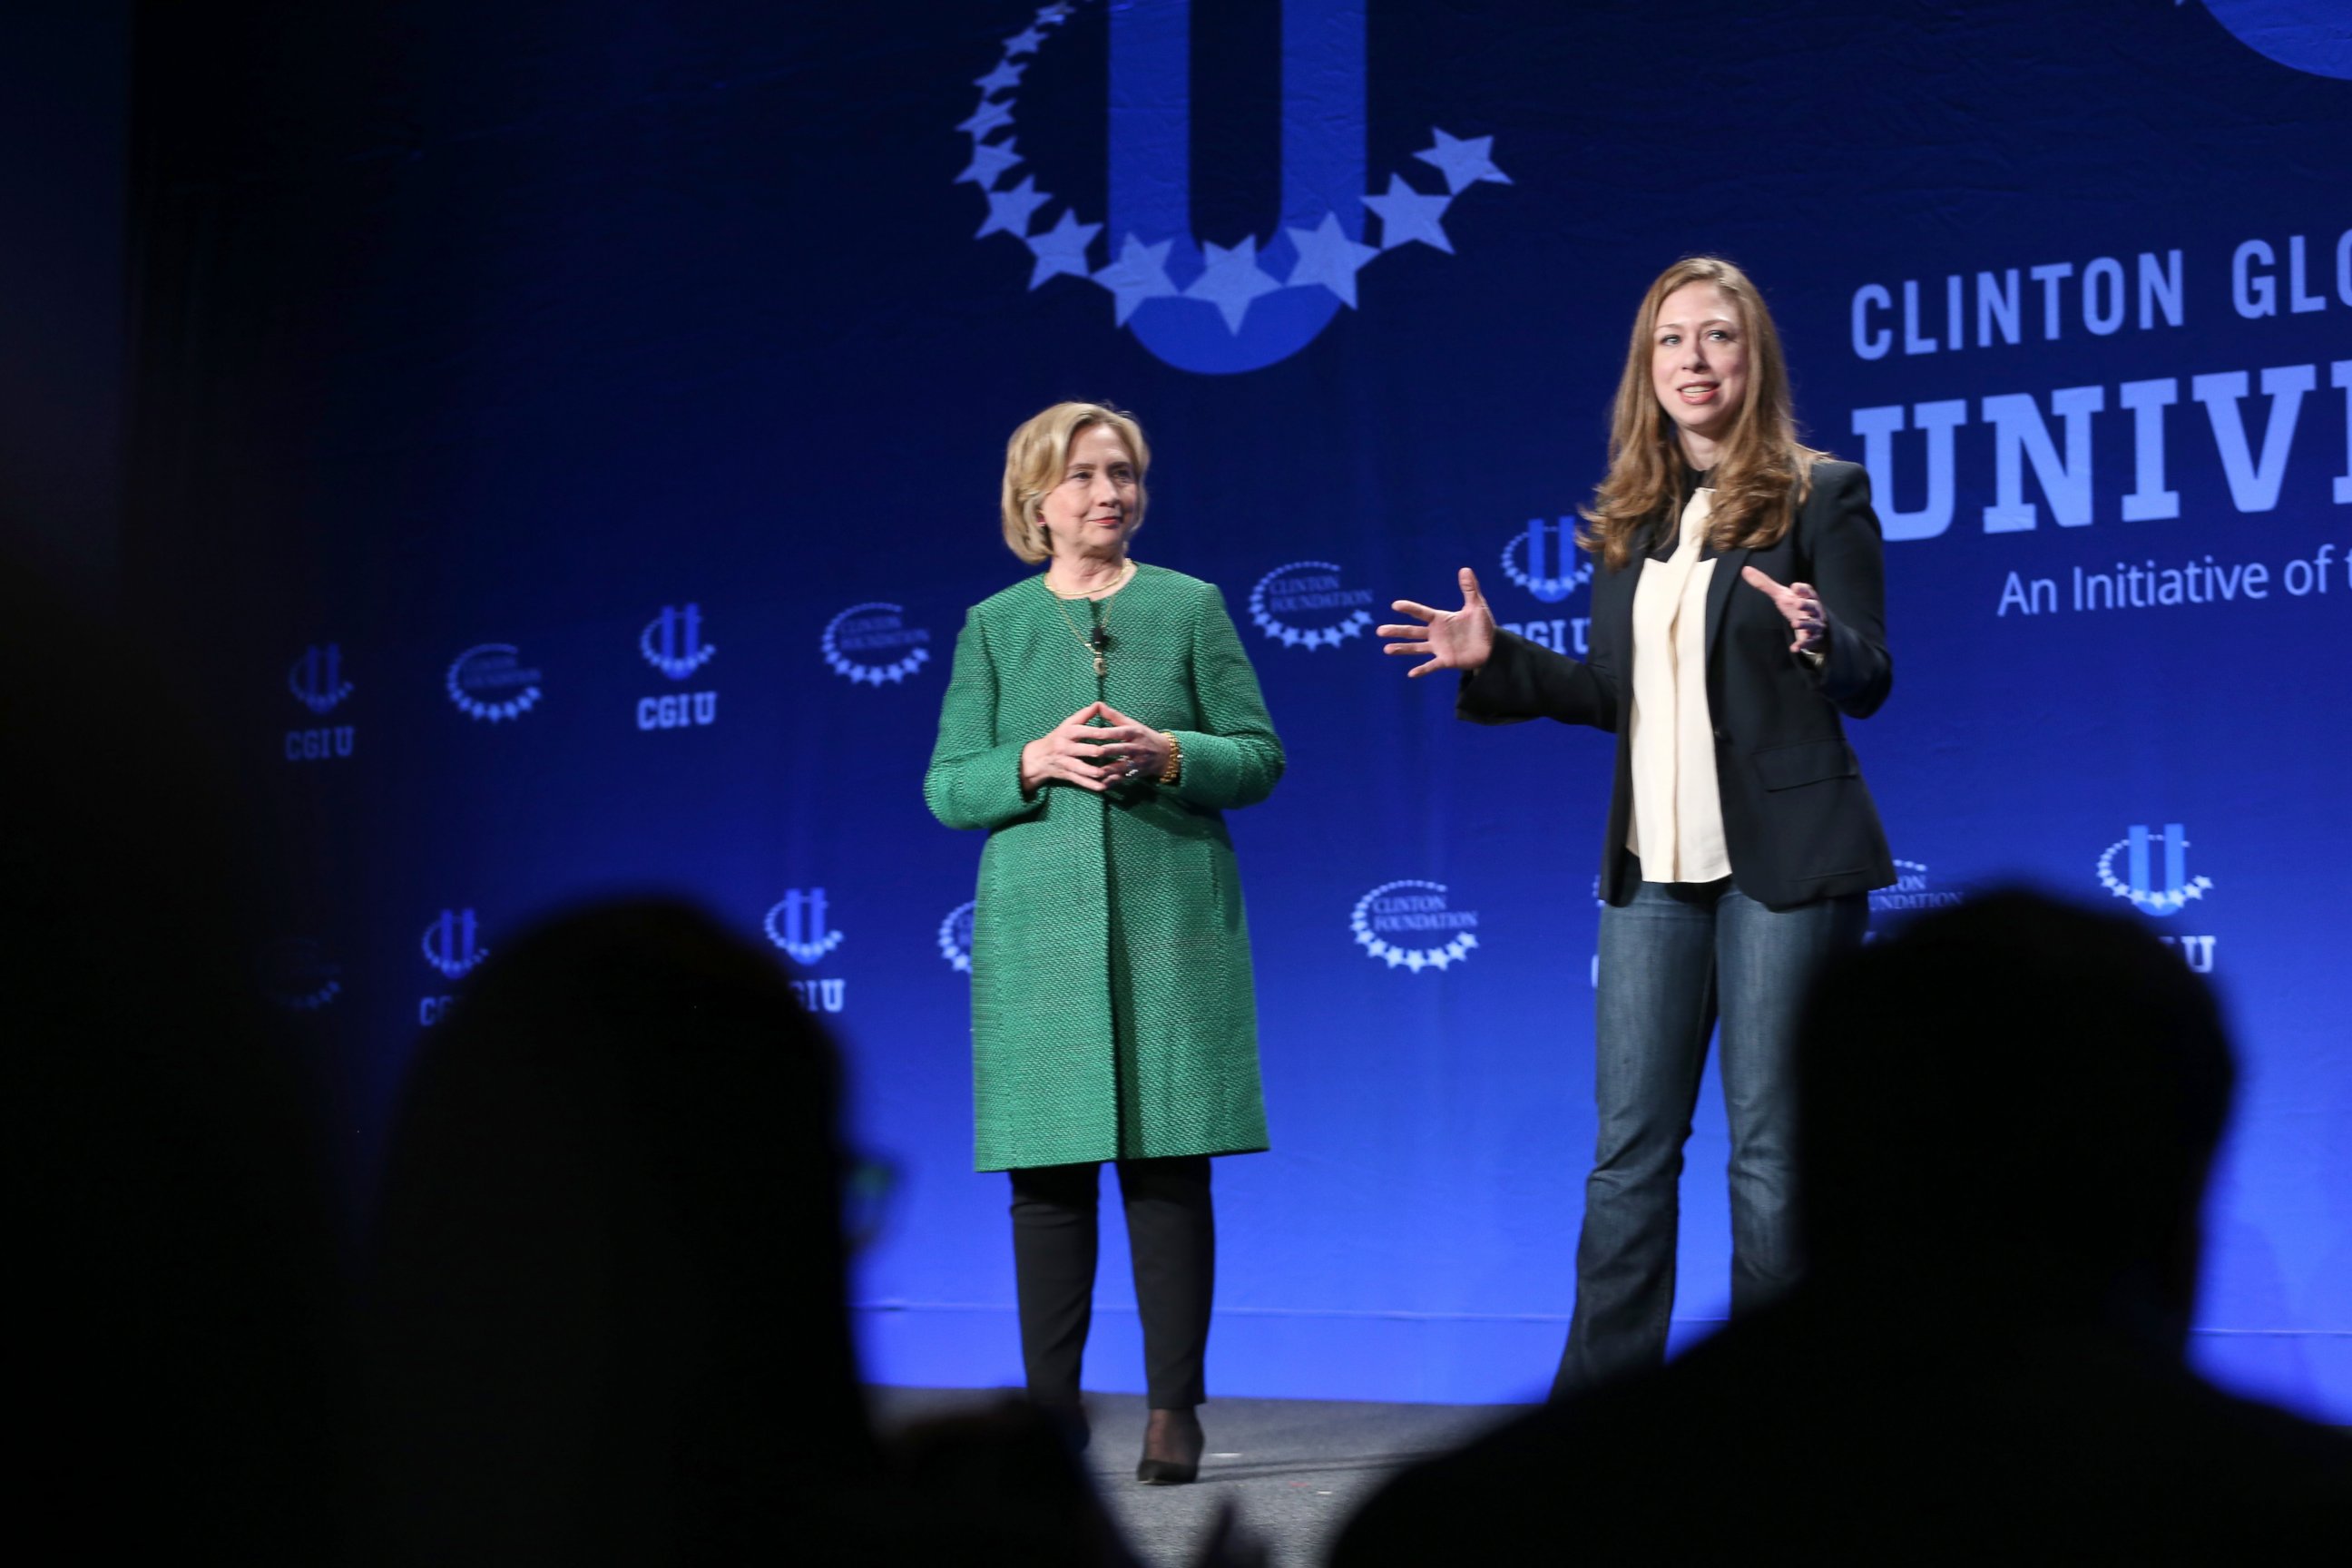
left=1377, top=565, right=1829, bottom=672
left=1020, top=701, right=1169, bottom=794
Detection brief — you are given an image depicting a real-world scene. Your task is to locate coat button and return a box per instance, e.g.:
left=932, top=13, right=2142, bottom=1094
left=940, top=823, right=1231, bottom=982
left=1712, top=726, right=1730, bottom=744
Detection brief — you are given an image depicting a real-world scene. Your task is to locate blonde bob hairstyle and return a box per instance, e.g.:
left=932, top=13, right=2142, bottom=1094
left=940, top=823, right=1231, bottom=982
left=999, top=401, right=1152, bottom=564
left=1579, top=256, right=1827, bottom=573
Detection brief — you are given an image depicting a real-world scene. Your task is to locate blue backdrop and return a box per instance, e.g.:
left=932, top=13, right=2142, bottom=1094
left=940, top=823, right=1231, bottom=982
left=127, top=0, right=2349, bottom=1417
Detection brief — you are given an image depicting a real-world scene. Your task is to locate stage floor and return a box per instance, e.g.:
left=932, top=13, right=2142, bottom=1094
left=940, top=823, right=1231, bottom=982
left=870, top=1387, right=1519, bottom=1566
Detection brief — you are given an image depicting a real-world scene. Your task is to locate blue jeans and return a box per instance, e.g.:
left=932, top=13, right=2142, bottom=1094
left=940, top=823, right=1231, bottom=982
left=1553, top=871, right=1867, bottom=1398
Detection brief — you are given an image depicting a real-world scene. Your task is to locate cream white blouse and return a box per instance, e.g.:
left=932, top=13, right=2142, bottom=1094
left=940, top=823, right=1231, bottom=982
left=1624, top=486, right=1730, bottom=882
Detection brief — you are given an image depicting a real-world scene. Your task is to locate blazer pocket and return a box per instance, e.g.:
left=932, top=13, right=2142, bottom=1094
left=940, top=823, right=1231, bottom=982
left=1750, top=738, right=1857, bottom=791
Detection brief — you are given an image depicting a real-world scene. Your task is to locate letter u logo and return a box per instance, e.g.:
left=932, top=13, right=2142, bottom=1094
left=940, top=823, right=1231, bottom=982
left=1111, top=0, right=1364, bottom=373
left=765, top=888, right=846, bottom=962
left=642, top=603, right=715, bottom=680
left=2094, top=823, right=2214, bottom=916
left=423, top=908, right=485, bottom=977
left=2127, top=825, right=2188, bottom=910
left=960, top=1, right=1506, bottom=375
left=289, top=642, right=353, bottom=714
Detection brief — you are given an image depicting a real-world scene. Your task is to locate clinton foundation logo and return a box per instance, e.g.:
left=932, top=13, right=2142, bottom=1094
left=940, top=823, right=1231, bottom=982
left=285, top=643, right=356, bottom=762
left=1869, top=859, right=1966, bottom=919
left=2097, top=822, right=2217, bottom=973
left=636, top=603, right=720, bottom=731
left=822, top=603, right=932, bottom=687
left=1351, top=878, right=1480, bottom=972
left=1249, top=561, right=1375, bottom=650
left=445, top=643, right=543, bottom=722
left=938, top=899, right=976, bottom=975
left=954, top=0, right=1513, bottom=374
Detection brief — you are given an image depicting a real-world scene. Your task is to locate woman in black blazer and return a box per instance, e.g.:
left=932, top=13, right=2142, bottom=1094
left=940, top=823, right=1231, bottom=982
left=1381, top=256, right=1895, bottom=1396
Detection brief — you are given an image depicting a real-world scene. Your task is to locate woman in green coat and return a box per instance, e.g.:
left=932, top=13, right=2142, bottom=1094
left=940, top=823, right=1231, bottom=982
left=924, top=401, right=1283, bottom=1485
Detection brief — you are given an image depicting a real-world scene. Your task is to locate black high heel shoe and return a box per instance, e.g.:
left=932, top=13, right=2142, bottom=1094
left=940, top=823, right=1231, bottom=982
left=1136, top=1406, right=1202, bottom=1485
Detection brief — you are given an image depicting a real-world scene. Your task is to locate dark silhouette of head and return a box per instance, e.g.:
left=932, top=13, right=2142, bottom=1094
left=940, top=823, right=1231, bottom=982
left=364, top=899, right=870, bottom=1565
left=1331, top=899, right=2345, bottom=1568
left=1796, top=890, right=2234, bottom=1334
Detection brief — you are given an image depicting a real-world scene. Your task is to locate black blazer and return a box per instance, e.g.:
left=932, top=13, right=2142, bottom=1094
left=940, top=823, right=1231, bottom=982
left=1459, top=459, right=1895, bottom=911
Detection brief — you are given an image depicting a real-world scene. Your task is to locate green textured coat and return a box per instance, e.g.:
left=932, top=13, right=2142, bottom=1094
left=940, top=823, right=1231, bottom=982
left=925, top=564, right=1284, bottom=1171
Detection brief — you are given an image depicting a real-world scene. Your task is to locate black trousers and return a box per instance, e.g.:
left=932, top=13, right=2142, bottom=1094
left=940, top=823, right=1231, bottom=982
left=1007, top=1156, right=1214, bottom=1411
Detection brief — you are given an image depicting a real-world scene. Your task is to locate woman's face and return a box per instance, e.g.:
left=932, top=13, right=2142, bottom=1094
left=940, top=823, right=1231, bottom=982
left=1650, top=281, right=1749, bottom=458
left=1037, top=422, right=1142, bottom=558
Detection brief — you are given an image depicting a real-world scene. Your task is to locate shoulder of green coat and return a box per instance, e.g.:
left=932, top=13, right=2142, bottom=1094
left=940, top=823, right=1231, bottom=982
left=967, top=573, right=1050, bottom=622
left=1129, top=564, right=1230, bottom=623
left=1131, top=562, right=1217, bottom=596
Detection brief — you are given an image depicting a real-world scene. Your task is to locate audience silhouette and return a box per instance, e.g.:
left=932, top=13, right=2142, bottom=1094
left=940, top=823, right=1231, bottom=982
left=361, top=897, right=1147, bottom=1566
left=1332, top=891, right=2352, bottom=1564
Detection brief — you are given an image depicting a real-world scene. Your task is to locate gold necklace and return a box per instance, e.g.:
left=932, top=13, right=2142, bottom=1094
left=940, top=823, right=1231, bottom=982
left=1044, top=562, right=1132, bottom=677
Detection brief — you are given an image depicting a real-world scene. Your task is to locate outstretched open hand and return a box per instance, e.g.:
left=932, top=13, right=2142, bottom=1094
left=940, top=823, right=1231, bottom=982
left=1740, top=566, right=1828, bottom=657
left=1378, top=567, right=1497, bottom=678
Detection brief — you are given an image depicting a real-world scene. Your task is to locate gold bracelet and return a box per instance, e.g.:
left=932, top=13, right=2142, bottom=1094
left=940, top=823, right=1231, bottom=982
left=1158, top=730, right=1182, bottom=785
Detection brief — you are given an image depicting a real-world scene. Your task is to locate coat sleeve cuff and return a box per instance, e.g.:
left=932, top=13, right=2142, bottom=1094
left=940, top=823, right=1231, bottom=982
left=926, top=740, right=1044, bottom=830
left=1165, top=730, right=1279, bottom=811
left=1456, top=630, right=1538, bottom=722
left=1808, top=609, right=1868, bottom=704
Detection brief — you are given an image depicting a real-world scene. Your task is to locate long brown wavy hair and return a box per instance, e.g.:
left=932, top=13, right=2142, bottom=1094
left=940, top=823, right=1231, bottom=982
left=1579, top=257, right=1826, bottom=571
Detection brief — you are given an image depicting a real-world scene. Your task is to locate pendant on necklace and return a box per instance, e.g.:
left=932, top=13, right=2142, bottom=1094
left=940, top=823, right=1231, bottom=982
left=1093, top=653, right=1106, bottom=678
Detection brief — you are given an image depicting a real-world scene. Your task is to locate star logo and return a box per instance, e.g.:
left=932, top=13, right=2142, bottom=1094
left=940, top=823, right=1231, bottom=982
left=956, top=137, right=1024, bottom=189
left=956, top=96, right=1015, bottom=140
left=975, top=175, right=1050, bottom=240
left=1414, top=128, right=1512, bottom=195
left=975, top=60, right=1027, bottom=95
left=1092, top=234, right=1180, bottom=325
left=1363, top=174, right=1456, bottom=254
left=1283, top=211, right=1381, bottom=308
left=1186, top=237, right=1285, bottom=333
left=1024, top=209, right=1102, bottom=289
